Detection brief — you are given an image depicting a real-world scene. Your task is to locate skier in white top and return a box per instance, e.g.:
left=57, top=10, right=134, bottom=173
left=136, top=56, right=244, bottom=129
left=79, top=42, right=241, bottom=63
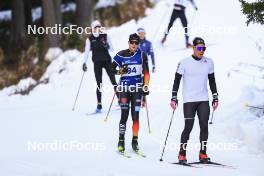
left=82, top=20, right=118, bottom=113
left=170, top=37, right=219, bottom=164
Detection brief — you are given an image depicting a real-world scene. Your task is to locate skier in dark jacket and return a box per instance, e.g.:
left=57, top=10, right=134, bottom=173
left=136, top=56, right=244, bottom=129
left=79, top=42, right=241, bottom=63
left=161, top=0, right=198, bottom=48
left=111, top=33, right=150, bottom=154
left=82, top=20, right=118, bottom=113
left=170, top=37, right=219, bottom=163
left=137, top=28, right=156, bottom=73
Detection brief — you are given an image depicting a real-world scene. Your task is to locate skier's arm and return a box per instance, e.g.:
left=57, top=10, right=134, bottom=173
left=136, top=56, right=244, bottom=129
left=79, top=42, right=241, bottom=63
left=149, top=43, right=155, bottom=66
left=111, top=61, right=119, bottom=75
left=111, top=55, right=128, bottom=75
left=209, top=73, right=219, bottom=110
left=83, top=38, right=91, bottom=63
left=172, top=73, right=182, bottom=100
left=142, top=53, right=150, bottom=87
left=208, top=73, right=217, bottom=94
left=107, top=35, right=114, bottom=52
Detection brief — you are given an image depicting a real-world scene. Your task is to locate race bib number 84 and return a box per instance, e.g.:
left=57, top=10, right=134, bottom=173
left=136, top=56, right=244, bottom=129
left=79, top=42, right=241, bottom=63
left=123, top=65, right=142, bottom=77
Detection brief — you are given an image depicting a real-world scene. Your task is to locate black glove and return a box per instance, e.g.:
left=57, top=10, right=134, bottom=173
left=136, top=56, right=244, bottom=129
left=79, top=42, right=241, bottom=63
left=195, top=6, right=198, bottom=10
left=82, top=63, right=87, bottom=72
left=118, top=64, right=128, bottom=75
left=152, top=66, right=155, bottom=73
left=142, top=86, right=149, bottom=96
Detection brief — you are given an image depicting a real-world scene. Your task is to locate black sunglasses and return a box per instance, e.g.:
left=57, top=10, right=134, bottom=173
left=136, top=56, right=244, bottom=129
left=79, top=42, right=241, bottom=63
left=129, top=40, right=139, bottom=45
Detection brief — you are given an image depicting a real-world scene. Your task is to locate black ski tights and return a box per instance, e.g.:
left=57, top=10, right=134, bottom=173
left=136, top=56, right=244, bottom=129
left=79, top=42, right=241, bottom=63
left=180, top=101, right=210, bottom=154
left=118, top=90, right=142, bottom=140
left=167, top=9, right=189, bottom=44
left=94, top=61, right=118, bottom=104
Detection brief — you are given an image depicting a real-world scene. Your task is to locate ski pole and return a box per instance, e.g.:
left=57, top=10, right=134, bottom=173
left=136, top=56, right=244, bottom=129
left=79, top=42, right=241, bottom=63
left=72, top=71, right=85, bottom=111
left=104, top=92, right=116, bottom=122
left=245, top=102, right=264, bottom=110
left=160, top=109, right=176, bottom=162
left=144, top=96, right=152, bottom=133
left=209, top=107, right=215, bottom=125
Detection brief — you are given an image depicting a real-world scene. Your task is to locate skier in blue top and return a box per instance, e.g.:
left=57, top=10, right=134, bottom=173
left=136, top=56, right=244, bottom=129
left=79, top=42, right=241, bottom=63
left=137, top=28, right=156, bottom=73
left=111, top=33, right=150, bottom=154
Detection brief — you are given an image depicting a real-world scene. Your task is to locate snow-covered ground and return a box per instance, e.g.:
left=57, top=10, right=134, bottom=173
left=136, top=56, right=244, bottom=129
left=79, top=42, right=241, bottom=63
left=1, top=0, right=264, bottom=175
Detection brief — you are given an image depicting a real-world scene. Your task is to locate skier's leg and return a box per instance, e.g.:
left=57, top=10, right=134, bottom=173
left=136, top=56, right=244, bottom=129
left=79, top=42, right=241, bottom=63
left=197, top=101, right=210, bottom=154
left=119, top=91, right=131, bottom=140
left=162, top=9, right=178, bottom=43
left=103, top=61, right=119, bottom=100
left=167, top=10, right=178, bottom=34
left=180, top=102, right=198, bottom=155
left=94, top=62, right=103, bottom=109
left=117, top=91, right=131, bottom=151
left=180, top=11, right=190, bottom=47
left=130, top=90, right=142, bottom=151
left=131, top=91, right=142, bottom=137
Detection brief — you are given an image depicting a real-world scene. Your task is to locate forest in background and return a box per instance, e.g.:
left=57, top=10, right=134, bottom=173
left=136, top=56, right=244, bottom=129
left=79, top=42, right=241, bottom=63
left=0, top=0, right=153, bottom=90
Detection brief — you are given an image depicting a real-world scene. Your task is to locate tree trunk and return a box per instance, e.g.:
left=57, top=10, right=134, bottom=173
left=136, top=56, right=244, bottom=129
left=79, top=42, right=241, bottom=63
left=24, top=0, right=32, bottom=26
left=76, top=0, right=94, bottom=28
left=42, top=0, right=61, bottom=48
left=10, top=0, right=26, bottom=47
left=53, top=0, right=62, bottom=25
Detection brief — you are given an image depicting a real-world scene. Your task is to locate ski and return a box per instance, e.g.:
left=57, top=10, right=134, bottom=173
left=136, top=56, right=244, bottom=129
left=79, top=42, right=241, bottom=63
left=86, top=111, right=103, bottom=116
left=188, top=161, right=235, bottom=169
left=86, top=107, right=120, bottom=116
left=116, top=150, right=131, bottom=158
left=133, top=150, right=146, bottom=158
left=170, top=162, right=200, bottom=168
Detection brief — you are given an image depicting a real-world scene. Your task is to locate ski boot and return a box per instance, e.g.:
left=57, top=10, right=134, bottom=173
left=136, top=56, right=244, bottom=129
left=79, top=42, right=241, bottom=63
left=118, top=139, right=125, bottom=153
left=132, top=136, right=140, bottom=152
left=95, top=103, right=102, bottom=113
left=178, top=151, right=187, bottom=164
left=199, top=151, right=211, bottom=163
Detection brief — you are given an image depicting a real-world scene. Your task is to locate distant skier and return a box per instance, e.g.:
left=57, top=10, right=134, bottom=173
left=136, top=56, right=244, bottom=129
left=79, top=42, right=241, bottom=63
left=161, top=0, right=198, bottom=48
left=170, top=37, right=219, bottom=163
left=111, top=33, right=150, bottom=154
left=137, top=27, right=156, bottom=73
left=82, top=20, right=118, bottom=113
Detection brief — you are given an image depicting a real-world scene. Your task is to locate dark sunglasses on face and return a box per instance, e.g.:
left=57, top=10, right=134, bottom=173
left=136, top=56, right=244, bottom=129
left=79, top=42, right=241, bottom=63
left=196, top=46, right=206, bottom=52
left=129, top=41, right=139, bottom=45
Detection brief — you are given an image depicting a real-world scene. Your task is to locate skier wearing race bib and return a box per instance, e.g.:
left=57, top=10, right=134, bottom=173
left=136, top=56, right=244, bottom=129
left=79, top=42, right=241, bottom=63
left=170, top=37, right=219, bottom=163
left=161, top=0, right=198, bottom=48
left=82, top=20, right=118, bottom=113
left=111, top=33, right=150, bottom=154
